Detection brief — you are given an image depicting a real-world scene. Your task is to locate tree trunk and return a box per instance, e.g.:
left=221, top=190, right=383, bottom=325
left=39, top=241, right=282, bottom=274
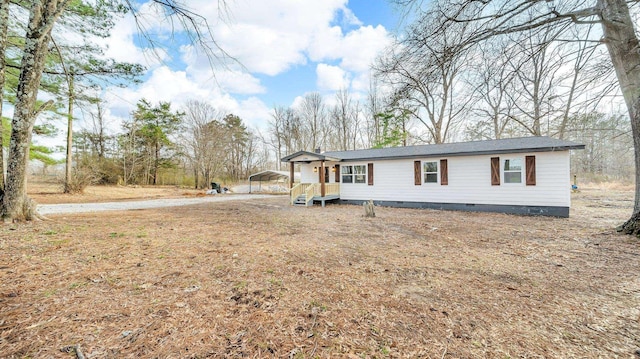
left=0, top=0, right=9, bottom=192
left=3, top=1, right=68, bottom=221
left=64, top=73, right=74, bottom=193
left=599, top=0, right=640, bottom=234
left=153, top=141, right=159, bottom=185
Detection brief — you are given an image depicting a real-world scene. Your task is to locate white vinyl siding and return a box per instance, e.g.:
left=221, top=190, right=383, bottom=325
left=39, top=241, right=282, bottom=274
left=337, top=151, right=571, bottom=207
left=300, top=162, right=340, bottom=184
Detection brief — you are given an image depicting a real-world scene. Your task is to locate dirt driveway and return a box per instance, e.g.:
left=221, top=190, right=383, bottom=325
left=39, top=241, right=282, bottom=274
left=1, top=185, right=639, bottom=358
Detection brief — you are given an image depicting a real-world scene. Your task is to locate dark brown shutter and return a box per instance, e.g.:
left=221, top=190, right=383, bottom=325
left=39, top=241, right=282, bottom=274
left=440, top=159, right=448, bottom=185
left=334, top=164, right=340, bottom=183
left=525, top=155, right=536, bottom=186
left=414, top=160, right=421, bottom=185
left=491, top=157, right=500, bottom=186
left=368, top=163, right=374, bottom=186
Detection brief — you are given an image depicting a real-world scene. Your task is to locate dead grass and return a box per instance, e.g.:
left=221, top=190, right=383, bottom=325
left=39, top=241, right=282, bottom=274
left=28, top=180, right=204, bottom=205
left=1, top=186, right=639, bottom=358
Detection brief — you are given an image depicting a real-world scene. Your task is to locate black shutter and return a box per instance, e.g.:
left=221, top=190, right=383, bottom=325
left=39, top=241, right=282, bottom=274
left=368, top=163, right=374, bottom=186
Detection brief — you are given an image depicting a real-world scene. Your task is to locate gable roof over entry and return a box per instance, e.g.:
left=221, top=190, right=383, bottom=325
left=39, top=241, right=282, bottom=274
left=281, top=150, right=341, bottom=163
left=281, top=136, right=584, bottom=163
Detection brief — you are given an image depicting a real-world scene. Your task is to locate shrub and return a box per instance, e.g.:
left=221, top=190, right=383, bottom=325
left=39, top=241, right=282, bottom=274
left=62, top=167, right=96, bottom=194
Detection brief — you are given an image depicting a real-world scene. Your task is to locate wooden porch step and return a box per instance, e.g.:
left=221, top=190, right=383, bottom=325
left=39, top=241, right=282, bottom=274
left=293, top=195, right=307, bottom=206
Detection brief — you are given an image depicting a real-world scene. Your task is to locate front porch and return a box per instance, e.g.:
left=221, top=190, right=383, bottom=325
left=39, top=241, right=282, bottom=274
left=282, top=150, right=343, bottom=208
left=290, top=183, right=340, bottom=207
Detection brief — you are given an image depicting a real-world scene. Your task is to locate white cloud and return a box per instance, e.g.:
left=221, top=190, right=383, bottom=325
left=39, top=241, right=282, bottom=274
left=94, top=0, right=396, bottom=133
left=180, top=45, right=265, bottom=95
left=307, top=26, right=344, bottom=62
left=316, top=64, right=350, bottom=91
left=339, top=25, right=391, bottom=72
left=214, top=23, right=309, bottom=76
left=351, top=71, right=374, bottom=93
left=234, top=97, right=273, bottom=128
left=100, top=66, right=271, bottom=132
left=102, top=13, right=167, bottom=66
left=174, top=0, right=355, bottom=76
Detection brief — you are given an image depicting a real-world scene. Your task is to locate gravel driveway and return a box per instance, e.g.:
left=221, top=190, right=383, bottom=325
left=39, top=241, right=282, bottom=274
left=38, top=194, right=276, bottom=215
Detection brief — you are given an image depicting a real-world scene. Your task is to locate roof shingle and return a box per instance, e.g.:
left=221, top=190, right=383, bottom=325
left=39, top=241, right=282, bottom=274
left=283, top=136, right=584, bottom=162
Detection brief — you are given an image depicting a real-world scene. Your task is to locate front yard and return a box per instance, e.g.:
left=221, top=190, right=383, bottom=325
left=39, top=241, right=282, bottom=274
left=1, top=186, right=638, bottom=357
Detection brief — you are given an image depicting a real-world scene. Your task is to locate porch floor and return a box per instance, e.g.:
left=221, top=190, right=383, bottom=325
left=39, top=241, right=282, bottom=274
left=311, top=194, right=340, bottom=207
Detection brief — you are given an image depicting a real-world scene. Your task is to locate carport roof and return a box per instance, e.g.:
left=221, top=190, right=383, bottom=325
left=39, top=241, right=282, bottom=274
left=248, top=170, right=300, bottom=182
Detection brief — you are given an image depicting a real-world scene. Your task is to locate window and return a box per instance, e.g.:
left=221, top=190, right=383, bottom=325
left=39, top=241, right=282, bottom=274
left=416, top=160, right=445, bottom=185
left=354, top=165, right=366, bottom=183
left=423, top=161, right=438, bottom=183
left=341, top=165, right=352, bottom=183
left=503, top=158, right=522, bottom=183
left=342, top=165, right=366, bottom=184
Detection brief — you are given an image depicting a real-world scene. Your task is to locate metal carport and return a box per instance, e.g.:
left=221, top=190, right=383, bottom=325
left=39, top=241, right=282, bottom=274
left=248, top=170, right=300, bottom=193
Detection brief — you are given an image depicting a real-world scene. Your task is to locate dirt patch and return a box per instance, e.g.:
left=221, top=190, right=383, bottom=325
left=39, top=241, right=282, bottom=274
left=1, top=187, right=639, bottom=358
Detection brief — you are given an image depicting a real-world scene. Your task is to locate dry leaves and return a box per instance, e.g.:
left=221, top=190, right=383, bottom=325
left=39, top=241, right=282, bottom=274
left=0, top=185, right=638, bottom=357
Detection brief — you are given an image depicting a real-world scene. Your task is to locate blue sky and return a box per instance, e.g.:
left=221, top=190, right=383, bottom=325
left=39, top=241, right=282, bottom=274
left=96, top=0, right=400, bottom=130
left=252, top=0, right=397, bottom=107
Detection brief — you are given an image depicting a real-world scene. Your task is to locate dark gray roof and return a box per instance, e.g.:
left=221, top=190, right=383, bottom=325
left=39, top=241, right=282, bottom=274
left=280, top=150, right=341, bottom=162
left=311, top=136, right=584, bottom=162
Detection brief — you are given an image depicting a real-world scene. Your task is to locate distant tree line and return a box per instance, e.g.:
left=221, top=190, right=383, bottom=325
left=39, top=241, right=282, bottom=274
left=72, top=99, right=266, bottom=189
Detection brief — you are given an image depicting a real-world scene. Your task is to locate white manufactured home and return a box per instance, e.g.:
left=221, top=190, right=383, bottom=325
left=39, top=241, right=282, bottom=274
left=281, top=136, right=584, bottom=217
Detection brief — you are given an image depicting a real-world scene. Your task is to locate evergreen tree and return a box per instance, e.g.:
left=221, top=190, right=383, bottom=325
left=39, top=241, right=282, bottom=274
left=127, top=99, right=184, bottom=185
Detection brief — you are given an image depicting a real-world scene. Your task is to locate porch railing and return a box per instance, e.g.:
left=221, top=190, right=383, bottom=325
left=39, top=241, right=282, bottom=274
left=290, top=183, right=312, bottom=205
left=325, top=183, right=340, bottom=196
left=290, top=183, right=341, bottom=205
left=305, top=184, right=317, bottom=206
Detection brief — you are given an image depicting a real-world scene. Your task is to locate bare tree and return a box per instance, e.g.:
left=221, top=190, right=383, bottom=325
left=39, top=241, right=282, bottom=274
left=376, top=9, right=475, bottom=144
left=87, top=101, right=109, bottom=160
left=393, top=0, right=640, bottom=233
left=181, top=100, right=225, bottom=188
left=329, top=89, right=359, bottom=151
left=568, top=112, right=633, bottom=181
left=555, top=25, right=609, bottom=139
left=268, top=106, right=286, bottom=170
left=271, top=106, right=305, bottom=155
left=466, top=39, right=517, bottom=139
left=467, top=20, right=609, bottom=141
left=298, top=92, right=326, bottom=151
left=365, top=77, right=384, bottom=147
left=505, top=27, right=568, bottom=136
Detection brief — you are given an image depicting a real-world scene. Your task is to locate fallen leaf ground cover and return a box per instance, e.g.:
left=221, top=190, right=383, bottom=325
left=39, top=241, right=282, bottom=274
left=1, top=185, right=639, bottom=358
left=27, top=179, right=204, bottom=204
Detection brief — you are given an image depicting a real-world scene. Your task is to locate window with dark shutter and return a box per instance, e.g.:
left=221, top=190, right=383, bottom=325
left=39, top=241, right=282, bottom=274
left=525, top=155, right=536, bottom=186
left=368, top=163, right=374, bottom=186
left=414, top=160, right=421, bottom=185
left=440, top=159, right=448, bottom=185
left=491, top=157, right=500, bottom=186
left=334, top=164, right=340, bottom=183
